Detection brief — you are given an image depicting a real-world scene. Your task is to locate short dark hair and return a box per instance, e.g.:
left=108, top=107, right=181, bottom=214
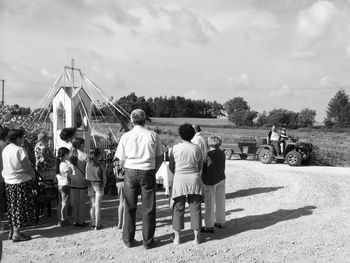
left=193, top=125, right=201, bottom=132
left=178, top=123, right=196, bottom=142
left=93, top=148, right=102, bottom=158
left=7, top=129, right=25, bottom=143
left=0, top=125, right=9, bottom=141
left=60, top=128, right=77, bottom=141
left=72, top=137, right=85, bottom=149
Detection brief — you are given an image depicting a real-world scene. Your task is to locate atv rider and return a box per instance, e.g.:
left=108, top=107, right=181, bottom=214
left=267, top=125, right=280, bottom=155
left=279, top=128, right=289, bottom=154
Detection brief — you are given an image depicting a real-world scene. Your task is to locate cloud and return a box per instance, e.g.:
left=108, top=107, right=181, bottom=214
left=227, top=74, right=252, bottom=89
left=320, top=76, right=339, bottom=88
left=292, top=1, right=337, bottom=59
left=65, top=47, right=105, bottom=62
left=290, top=49, right=318, bottom=59
left=346, top=45, right=350, bottom=57
left=270, top=84, right=294, bottom=97
left=210, top=8, right=279, bottom=32
left=184, top=89, right=203, bottom=100
left=108, top=2, right=142, bottom=27
left=158, top=8, right=217, bottom=46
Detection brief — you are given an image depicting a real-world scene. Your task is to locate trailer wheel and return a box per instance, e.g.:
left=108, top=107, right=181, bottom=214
left=239, top=153, right=248, bottom=160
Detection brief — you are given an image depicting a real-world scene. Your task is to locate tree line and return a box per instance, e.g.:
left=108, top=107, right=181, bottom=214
left=93, top=90, right=350, bottom=128
left=2, top=89, right=349, bottom=129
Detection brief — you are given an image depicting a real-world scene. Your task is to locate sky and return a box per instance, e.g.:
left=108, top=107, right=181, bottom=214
left=1, top=0, right=350, bottom=121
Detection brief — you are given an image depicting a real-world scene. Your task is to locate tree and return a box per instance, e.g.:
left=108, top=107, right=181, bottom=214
left=257, top=111, right=268, bottom=126
left=224, top=97, right=256, bottom=126
left=297, top=108, right=316, bottom=127
left=325, top=90, right=350, bottom=126
left=267, top=108, right=299, bottom=128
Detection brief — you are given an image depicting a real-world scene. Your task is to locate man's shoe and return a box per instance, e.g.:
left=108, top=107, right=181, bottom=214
left=144, top=238, right=158, bottom=249
left=95, top=225, right=103, bottom=230
left=200, top=227, right=214, bottom=233
left=123, top=239, right=140, bottom=248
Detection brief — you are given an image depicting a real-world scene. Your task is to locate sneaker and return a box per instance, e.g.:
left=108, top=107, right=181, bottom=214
left=90, top=225, right=95, bottom=230
left=95, top=225, right=103, bottom=230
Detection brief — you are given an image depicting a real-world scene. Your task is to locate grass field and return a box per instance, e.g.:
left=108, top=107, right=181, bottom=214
left=92, top=118, right=350, bottom=167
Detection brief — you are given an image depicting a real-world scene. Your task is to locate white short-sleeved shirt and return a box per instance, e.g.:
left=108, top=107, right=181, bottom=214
left=115, top=125, right=164, bottom=170
left=56, top=161, right=72, bottom=186
left=191, top=132, right=208, bottom=158
left=2, top=143, right=33, bottom=184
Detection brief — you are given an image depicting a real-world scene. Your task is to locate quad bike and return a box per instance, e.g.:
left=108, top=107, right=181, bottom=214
left=257, top=138, right=313, bottom=166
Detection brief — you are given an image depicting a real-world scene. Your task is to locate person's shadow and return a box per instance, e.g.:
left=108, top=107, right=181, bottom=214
left=202, top=205, right=317, bottom=242
left=225, top=186, right=284, bottom=200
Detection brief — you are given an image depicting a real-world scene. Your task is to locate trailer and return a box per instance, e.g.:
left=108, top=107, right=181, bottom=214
left=222, top=136, right=259, bottom=160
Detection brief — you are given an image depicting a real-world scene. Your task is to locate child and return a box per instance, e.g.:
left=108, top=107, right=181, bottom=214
left=86, top=148, right=106, bottom=230
left=280, top=128, right=289, bottom=154
left=69, top=138, right=88, bottom=227
left=113, top=157, right=125, bottom=229
left=56, top=147, right=72, bottom=227
left=201, top=136, right=226, bottom=233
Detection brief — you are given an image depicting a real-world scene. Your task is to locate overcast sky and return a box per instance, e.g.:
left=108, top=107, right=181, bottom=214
left=1, top=0, right=350, bottom=121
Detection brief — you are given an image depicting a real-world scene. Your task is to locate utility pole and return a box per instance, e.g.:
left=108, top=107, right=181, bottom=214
left=0, top=79, right=4, bottom=106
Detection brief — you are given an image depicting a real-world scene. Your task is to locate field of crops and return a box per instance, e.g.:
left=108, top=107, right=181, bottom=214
left=92, top=118, right=350, bottom=167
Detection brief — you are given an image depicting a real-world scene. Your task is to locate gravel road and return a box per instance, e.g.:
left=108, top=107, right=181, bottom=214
left=1, top=160, right=350, bottom=263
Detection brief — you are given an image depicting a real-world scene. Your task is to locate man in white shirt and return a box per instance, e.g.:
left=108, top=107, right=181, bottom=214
left=267, top=125, right=281, bottom=155
left=191, top=125, right=207, bottom=159
left=115, top=109, right=164, bottom=249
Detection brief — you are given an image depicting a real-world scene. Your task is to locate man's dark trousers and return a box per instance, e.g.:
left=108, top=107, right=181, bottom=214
left=123, top=168, right=156, bottom=247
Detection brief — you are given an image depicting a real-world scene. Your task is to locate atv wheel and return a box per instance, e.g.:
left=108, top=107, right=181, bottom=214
left=259, top=149, right=273, bottom=164
left=224, top=149, right=232, bottom=160
left=285, top=150, right=302, bottom=166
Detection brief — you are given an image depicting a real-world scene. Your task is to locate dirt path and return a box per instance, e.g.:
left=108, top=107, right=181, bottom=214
left=1, top=161, right=350, bottom=263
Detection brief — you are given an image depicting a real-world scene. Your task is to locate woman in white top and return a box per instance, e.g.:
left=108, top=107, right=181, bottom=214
left=2, top=129, right=36, bottom=242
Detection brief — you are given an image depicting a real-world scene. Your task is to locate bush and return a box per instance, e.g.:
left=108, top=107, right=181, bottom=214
left=313, top=145, right=346, bottom=166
